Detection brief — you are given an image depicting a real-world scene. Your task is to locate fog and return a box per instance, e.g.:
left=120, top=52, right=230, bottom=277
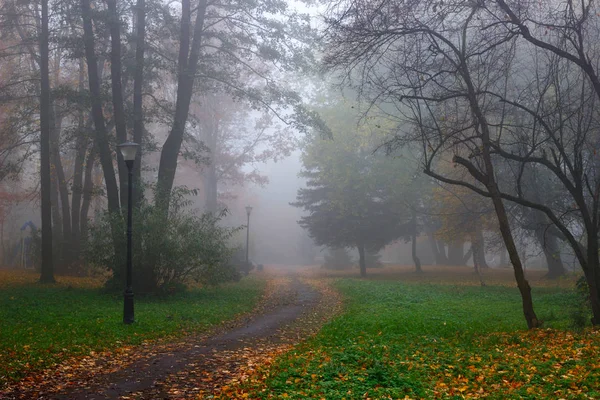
left=0, top=0, right=594, bottom=299
left=6, top=3, right=600, bottom=396
left=243, top=152, right=308, bottom=265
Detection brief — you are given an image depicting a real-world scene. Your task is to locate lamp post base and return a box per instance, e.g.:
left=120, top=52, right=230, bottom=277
left=123, top=288, right=134, bottom=324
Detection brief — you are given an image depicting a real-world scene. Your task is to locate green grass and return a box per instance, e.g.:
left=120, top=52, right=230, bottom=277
left=247, top=279, right=599, bottom=399
left=0, top=270, right=265, bottom=387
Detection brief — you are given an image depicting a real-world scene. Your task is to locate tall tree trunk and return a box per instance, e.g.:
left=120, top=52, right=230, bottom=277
left=70, top=134, right=87, bottom=249
left=357, top=243, right=366, bottom=278
left=584, top=232, right=600, bottom=325
left=473, top=226, right=489, bottom=269
left=106, top=0, right=129, bottom=209
left=538, top=229, right=566, bottom=279
left=80, top=146, right=97, bottom=241
left=72, top=56, right=105, bottom=257
left=48, top=92, right=62, bottom=266
left=480, top=157, right=540, bottom=329
left=50, top=29, right=72, bottom=266
left=39, top=0, right=54, bottom=283
left=156, top=0, right=208, bottom=206
left=50, top=105, right=72, bottom=266
left=534, top=220, right=566, bottom=279
left=50, top=168, right=62, bottom=264
left=80, top=0, right=120, bottom=215
left=456, top=46, right=541, bottom=328
left=132, top=0, right=146, bottom=207
left=529, top=182, right=566, bottom=278
left=472, top=243, right=486, bottom=287
left=71, top=59, right=87, bottom=256
left=411, top=214, right=422, bottom=273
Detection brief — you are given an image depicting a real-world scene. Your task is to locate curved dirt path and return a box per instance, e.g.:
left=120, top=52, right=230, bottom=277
left=2, top=266, right=340, bottom=399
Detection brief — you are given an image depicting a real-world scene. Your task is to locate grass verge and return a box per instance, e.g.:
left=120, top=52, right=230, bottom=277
left=0, top=269, right=265, bottom=387
left=239, top=278, right=600, bottom=399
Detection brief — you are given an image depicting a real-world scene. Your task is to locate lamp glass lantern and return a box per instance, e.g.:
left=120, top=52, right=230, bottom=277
left=245, top=206, right=253, bottom=216
left=117, top=142, right=139, bottom=162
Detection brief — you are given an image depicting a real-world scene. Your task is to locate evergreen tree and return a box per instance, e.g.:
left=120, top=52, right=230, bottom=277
left=293, top=96, right=418, bottom=277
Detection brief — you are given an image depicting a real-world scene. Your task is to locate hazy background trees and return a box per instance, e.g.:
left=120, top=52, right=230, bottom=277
left=0, top=0, right=321, bottom=290
left=2, top=0, right=599, bottom=327
left=319, top=0, right=600, bottom=326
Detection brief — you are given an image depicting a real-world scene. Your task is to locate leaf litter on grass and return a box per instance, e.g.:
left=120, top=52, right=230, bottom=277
left=227, top=275, right=600, bottom=400
left=426, top=328, right=600, bottom=399
left=1, top=273, right=342, bottom=399
left=10, top=267, right=594, bottom=399
left=0, top=275, right=270, bottom=399
left=198, top=278, right=343, bottom=399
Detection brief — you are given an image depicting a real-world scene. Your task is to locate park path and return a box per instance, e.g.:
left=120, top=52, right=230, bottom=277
left=1, top=266, right=340, bottom=400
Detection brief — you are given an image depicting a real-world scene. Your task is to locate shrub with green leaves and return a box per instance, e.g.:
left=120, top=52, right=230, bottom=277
left=85, top=187, right=241, bottom=293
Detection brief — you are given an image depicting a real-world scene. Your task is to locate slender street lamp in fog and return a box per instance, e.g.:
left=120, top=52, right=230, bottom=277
left=245, top=206, right=253, bottom=274
left=117, top=141, right=139, bottom=324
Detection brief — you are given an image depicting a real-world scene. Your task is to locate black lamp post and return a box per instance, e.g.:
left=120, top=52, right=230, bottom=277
left=245, top=206, right=252, bottom=272
left=117, top=141, right=139, bottom=324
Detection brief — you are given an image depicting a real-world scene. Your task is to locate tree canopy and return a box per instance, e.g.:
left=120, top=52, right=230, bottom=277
left=293, top=96, right=418, bottom=276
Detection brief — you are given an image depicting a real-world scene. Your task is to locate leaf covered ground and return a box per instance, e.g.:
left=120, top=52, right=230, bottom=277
left=3, top=266, right=599, bottom=399
left=222, top=269, right=600, bottom=399
left=0, top=268, right=342, bottom=399
left=0, top=269, right=265, bottom=390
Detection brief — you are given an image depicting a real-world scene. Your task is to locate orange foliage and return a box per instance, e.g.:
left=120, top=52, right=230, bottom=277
left=433, top=184, right=496, bottom=242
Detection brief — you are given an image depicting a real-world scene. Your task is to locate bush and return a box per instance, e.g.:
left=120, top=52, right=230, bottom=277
left=227, top=247, right=256, bottom=276
left=85, top=187, right=241, bottom=293
left=323, top=247, right=353, bottom=270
